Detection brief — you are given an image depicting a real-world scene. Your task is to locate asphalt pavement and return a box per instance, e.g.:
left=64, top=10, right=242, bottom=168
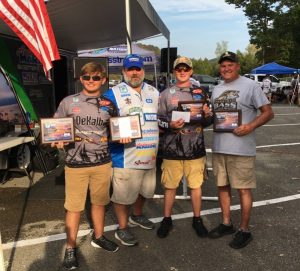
left=1, top=103, right=300, bottom=271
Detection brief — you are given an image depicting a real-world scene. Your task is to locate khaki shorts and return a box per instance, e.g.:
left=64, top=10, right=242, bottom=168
left=212, top=153, right=256, bottom=189
left=64, top=163, right=112, bottom=212
left=111, top=168, right=156, bottom=205
left=161, top=157, right=206, bottom=189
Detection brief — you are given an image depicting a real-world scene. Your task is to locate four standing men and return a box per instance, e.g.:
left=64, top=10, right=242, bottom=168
left=54, top=52, right=274, bottom=270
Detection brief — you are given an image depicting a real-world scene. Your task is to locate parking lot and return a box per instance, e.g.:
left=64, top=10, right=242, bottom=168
left=1, top=104, right=300, bottom=271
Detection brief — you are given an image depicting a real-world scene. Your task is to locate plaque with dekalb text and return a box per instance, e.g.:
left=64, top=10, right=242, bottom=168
left=109, top=115, right=142, bottom=141
left=213, top=110, right=242, bottom=132
left=40, top=118, right=75, bottom=144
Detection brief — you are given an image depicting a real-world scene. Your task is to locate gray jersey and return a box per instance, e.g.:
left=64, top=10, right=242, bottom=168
left=54, top=92, right=117, bottom=167
left=211, top=76, right=269, bottom=156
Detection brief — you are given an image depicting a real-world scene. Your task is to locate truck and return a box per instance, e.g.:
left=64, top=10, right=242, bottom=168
left=244, top=74, right=291, bottom=94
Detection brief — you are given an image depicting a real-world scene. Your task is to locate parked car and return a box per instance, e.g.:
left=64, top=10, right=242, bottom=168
left=192, top=74, right=218, bottom=96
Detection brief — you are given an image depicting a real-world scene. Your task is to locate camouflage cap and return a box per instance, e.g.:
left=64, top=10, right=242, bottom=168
left=173, top=57, right=193, bottom=69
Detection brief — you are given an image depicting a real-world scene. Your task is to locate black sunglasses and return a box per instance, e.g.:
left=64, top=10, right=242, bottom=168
left=175, top=66, right=191, bottom=72
left=82, top=75, right=102, bottom=81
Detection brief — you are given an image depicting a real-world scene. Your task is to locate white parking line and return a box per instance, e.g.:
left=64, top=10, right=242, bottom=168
left=275, top=113, right=300, bottom=115
left=3, top=193, right=300, bottom=250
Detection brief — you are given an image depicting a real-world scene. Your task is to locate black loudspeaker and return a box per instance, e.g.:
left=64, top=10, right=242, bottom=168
left=160, top=47, right=177, bottom=73
left=73, top=57, right=109, bottom=93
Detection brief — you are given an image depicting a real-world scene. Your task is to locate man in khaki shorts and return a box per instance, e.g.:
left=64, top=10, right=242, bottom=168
left=156, top=57, right=213, bottom=238
left=209, top=52, right=274, bottom=249
left=53, top=62, right=119, bottom=270
left=102, top=54, right=159, bottom=246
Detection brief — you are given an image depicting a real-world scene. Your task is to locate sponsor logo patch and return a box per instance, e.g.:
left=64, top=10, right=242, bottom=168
left=144, top=113, right=157, bottom=121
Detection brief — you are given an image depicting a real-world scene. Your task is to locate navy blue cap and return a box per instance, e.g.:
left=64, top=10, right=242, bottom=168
left=123, top=54, right=144, bottom=69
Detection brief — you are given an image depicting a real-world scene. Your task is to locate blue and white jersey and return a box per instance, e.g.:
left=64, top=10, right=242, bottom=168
left=102, top=82, right=159, bottom=169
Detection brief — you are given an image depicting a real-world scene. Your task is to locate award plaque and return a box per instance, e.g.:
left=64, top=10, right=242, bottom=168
left=40, top=117, right=75, bottom=144
left=178, top=100, right=205, bottom=122
left=109, top=115, right=142, bottom=141
left=213, top=110, right=242, bottom=132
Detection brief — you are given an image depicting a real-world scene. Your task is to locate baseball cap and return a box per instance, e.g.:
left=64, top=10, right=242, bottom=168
left=123, top=54, right=144, bottom=69
left=218, top=51, right=238, bottom=64
left=173, top=57, right=193, bottom=69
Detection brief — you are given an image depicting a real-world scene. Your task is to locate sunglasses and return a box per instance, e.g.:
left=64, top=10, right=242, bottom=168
left=82, top=75, right=102, bottom=81
left=175, top=66, right=191, bottom=72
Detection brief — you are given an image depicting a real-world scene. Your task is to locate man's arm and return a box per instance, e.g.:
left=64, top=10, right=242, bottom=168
left=233, top=104, right=274, bottom=136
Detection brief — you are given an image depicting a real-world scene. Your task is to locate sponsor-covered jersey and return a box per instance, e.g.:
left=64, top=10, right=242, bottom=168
left=157, top=85, right=212, bottom=160
left=102, top=82, right=159, bottom=169
left=54, top=92, right=117, bottom=167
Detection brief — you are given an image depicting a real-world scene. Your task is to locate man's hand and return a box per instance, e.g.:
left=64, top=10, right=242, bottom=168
left=51, top=142, right=68, bottom=149
left=233, top=124, right=255, bottom=136
left=119, top=137, right=132, bottom=144
left=170, top=118, right=185, bottom=129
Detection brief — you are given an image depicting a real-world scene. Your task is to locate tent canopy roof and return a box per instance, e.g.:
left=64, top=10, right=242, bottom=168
left=251, top=62, right=298, bottom=75
left=0, top=0, right=170, bottom=53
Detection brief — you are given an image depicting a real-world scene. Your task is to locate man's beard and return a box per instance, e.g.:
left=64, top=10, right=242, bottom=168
left=123, top=74, right=144, bottom=88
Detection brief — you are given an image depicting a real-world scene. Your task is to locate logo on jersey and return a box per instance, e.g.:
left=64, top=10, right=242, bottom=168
left=73, top=107, right=80, bottom=113
left=99, top=100, right=111, bottom=106
left=145, top=98, right=153, bottom=103
left=125, top=98, right=132, bottom=105
left=73, top=97, right=79, bottom=102
left=119, top=85, right=128, bottom=93
left=144, top=113, right=157, bottom=121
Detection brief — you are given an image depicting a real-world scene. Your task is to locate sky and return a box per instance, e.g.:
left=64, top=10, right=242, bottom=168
left=140, top=0, right=251, bottom=60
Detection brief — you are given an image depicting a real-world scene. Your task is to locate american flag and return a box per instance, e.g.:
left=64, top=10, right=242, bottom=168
left=0, top=0, right=60, bottom=79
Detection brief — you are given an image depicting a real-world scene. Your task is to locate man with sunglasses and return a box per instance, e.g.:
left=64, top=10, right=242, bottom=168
left=156, top=57, right=213, bottom=238
left=52, top=62, right=119, bottom=270
left=102, top=54, right=159, bottom=246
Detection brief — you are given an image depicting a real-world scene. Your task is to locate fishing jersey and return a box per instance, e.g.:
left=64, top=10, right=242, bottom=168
left=157, top=85, right=212, bottom=160
left=54, top=91, right=117, bottom=167
left=102, top=82, right=159, bottom=169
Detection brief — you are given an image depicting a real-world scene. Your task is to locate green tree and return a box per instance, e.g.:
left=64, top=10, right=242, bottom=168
left=215, top=41, right=229, bottom=58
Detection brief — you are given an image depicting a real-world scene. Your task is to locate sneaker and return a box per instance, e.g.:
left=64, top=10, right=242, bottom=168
left=157, top=217, right=173, bottom=238
left=229, top=230, right=253, bottom=249
left=91, top=234, right=119, bottom=252
left=62, top=248, right=78, bottom=270
left=192, top=217, right=208, bottom=237
left=129, top=215, right=155, bottom=230
left=208, top=223, right=236, bottom=239
left=115, top=228, right=138, bottom=246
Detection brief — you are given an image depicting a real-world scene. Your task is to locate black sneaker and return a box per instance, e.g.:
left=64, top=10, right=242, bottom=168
left=91, top=234, right=119, bottom=252
left=192, top=217, right=208, bottom=237
left=229, top=230, right=253, bottom=249
left=208, top=223, right=236, bottom=239
left=62, top=248, right=78, bottom=270
left=157, top=217, right=173, bottom=238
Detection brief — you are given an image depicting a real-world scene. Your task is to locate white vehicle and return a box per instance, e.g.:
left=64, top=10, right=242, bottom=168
left=244, top=74, right=291, bottom=94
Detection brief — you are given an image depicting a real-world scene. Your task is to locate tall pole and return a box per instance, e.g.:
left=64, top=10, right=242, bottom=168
left=125, top=0, right=132, bottom=54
